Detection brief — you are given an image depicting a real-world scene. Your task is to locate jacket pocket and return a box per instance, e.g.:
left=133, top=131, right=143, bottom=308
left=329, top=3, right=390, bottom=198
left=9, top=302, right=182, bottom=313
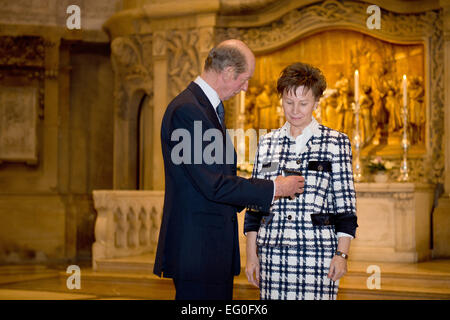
left=308, top=160, right=332, bottom=173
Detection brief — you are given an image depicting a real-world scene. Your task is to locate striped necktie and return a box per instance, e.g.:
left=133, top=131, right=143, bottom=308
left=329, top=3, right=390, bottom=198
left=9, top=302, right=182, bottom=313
left=217, top=101, right=226, bottom=128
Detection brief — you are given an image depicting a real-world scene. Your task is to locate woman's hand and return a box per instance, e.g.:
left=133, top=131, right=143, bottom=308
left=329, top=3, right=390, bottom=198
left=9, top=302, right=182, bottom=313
left=245, top=252, right=260, bottom=288
left=328, top=236, right=351, bottom=281
left=327, top=255, right=347, bottom=282
left=245, top=231, right=260, bottom=288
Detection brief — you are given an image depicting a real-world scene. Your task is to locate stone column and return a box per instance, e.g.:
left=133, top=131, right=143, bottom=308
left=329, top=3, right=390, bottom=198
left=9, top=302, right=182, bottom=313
left=43, top=35, right=61, bottom=192
left=442, top=0, right=450, bottom=197
left=434, top=0, right=450, bottom=258
left=152, top=31, right=168, bottom=190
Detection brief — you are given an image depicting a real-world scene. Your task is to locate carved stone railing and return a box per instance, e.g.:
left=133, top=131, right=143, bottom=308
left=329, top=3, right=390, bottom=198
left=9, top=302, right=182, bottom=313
left=92, top=190, right=164, bottom=270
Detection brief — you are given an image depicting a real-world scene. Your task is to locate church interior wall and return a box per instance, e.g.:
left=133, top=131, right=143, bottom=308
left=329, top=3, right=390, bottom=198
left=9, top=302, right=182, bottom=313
left=0, top=41, right=114, bottom=264
left=0, top=1, right=119, bottom=264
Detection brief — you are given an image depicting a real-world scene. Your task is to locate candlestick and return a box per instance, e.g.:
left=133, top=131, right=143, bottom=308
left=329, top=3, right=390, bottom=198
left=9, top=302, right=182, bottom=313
left=402, top=74, right=407, bottom=107
left=353, top=71, right=362, bottom=182
left=278, top=98, right=284, bottom=127
left=399, top=74, right=409, bottom=182
left=352, top=101, right=362, bottom=182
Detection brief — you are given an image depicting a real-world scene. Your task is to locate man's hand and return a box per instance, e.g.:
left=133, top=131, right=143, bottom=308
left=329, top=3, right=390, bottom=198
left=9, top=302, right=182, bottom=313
left=274, top=175, right=305, bottom=199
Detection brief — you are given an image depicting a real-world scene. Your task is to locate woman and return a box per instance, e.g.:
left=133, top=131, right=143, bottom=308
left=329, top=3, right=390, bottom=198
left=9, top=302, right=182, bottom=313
left=244, top=63, right=358, bottom=300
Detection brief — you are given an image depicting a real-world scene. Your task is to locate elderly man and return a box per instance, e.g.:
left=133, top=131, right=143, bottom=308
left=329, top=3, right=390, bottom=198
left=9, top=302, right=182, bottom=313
left=153, top=39, right=304, bottom=300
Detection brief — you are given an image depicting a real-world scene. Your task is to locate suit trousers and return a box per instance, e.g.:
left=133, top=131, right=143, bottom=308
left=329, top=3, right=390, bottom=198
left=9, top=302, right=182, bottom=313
left=173, top=278, right=234, bottom=300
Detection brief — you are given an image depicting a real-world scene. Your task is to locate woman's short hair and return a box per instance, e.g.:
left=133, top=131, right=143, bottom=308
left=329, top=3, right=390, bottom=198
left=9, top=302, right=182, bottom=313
left=204, top=45, right=247, bottom=78
left=277, top=62, right=327, bottom=100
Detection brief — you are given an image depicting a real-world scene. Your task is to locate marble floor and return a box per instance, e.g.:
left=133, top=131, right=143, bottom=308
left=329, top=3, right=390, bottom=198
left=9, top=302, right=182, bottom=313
left=0, top=262, right=257, bottom=300
left=0, top=259, right=449, bottom=300
left=0, top=263, right=172, bottom=300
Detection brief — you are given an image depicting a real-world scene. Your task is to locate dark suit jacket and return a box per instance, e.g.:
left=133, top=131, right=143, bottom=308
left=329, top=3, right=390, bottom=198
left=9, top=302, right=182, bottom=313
left=153, top=82, right=274, bottom=284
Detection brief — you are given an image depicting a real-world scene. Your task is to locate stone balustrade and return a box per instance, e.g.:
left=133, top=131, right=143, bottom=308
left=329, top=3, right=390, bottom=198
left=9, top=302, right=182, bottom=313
left=91, top=190, right=164, bottom=270
left=91, top=182, right=434, bottom=272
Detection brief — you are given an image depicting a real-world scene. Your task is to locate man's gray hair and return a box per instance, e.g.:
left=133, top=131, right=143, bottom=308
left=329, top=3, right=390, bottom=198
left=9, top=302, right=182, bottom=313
left=204, top=45, right=247, bottom=77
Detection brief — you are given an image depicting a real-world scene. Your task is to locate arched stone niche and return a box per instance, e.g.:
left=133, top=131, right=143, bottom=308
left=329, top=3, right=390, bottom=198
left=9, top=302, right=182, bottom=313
left=110, top=34, right=153, bottom=189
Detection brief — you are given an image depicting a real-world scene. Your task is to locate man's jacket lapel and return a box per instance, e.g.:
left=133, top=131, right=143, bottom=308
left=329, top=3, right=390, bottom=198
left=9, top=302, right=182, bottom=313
left=187, top=82, right=237, bottom=171
left=187, top=82, right=225, bottom=135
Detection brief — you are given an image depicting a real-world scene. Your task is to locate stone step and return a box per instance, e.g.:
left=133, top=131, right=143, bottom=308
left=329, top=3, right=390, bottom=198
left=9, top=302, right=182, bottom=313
left=71, top=269, right=450, bottom=300
left=64, top=268, right=166, bottom=283
left=86, top=255, right=450, bottom=300
left=95, top=254, right=156, bottom=274
left=338, top=283, right=450, bottom=300
left=340, top=270, right=450, bottom=291
left=338, top=261, right=450, bottom=299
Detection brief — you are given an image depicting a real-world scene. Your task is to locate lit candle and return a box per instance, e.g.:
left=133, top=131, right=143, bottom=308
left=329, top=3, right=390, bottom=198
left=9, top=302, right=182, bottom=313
left=402, top=74, right=407, bottom=107
left=354, top=70, right=359, bottom=103
left=402, top=74, right=408, bottom=147
left=240, top=91, right=245, bottom=114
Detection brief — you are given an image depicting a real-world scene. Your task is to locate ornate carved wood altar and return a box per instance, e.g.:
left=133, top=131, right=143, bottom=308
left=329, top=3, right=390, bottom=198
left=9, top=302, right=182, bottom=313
left=217, top=1, right=444, bottom=185
left=104, top=0, right=445, bottom=188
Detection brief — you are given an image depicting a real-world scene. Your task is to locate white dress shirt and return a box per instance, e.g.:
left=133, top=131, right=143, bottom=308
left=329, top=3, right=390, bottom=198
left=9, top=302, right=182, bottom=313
left=283, top=117, right=319, bottom=154
left=194, top=76, right=222, bottom=123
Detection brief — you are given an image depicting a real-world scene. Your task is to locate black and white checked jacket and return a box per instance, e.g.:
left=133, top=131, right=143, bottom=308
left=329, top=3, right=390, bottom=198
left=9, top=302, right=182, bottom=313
left=244, top=121, right=358, bottom=249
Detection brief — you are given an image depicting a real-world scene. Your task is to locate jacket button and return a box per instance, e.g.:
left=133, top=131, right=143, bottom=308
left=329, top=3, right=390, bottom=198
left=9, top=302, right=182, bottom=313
left=318, top=165, right=323, bottom=171
left=296, top=160, right=301, bottom=165
left=287, top=215, right=292, bottom=220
